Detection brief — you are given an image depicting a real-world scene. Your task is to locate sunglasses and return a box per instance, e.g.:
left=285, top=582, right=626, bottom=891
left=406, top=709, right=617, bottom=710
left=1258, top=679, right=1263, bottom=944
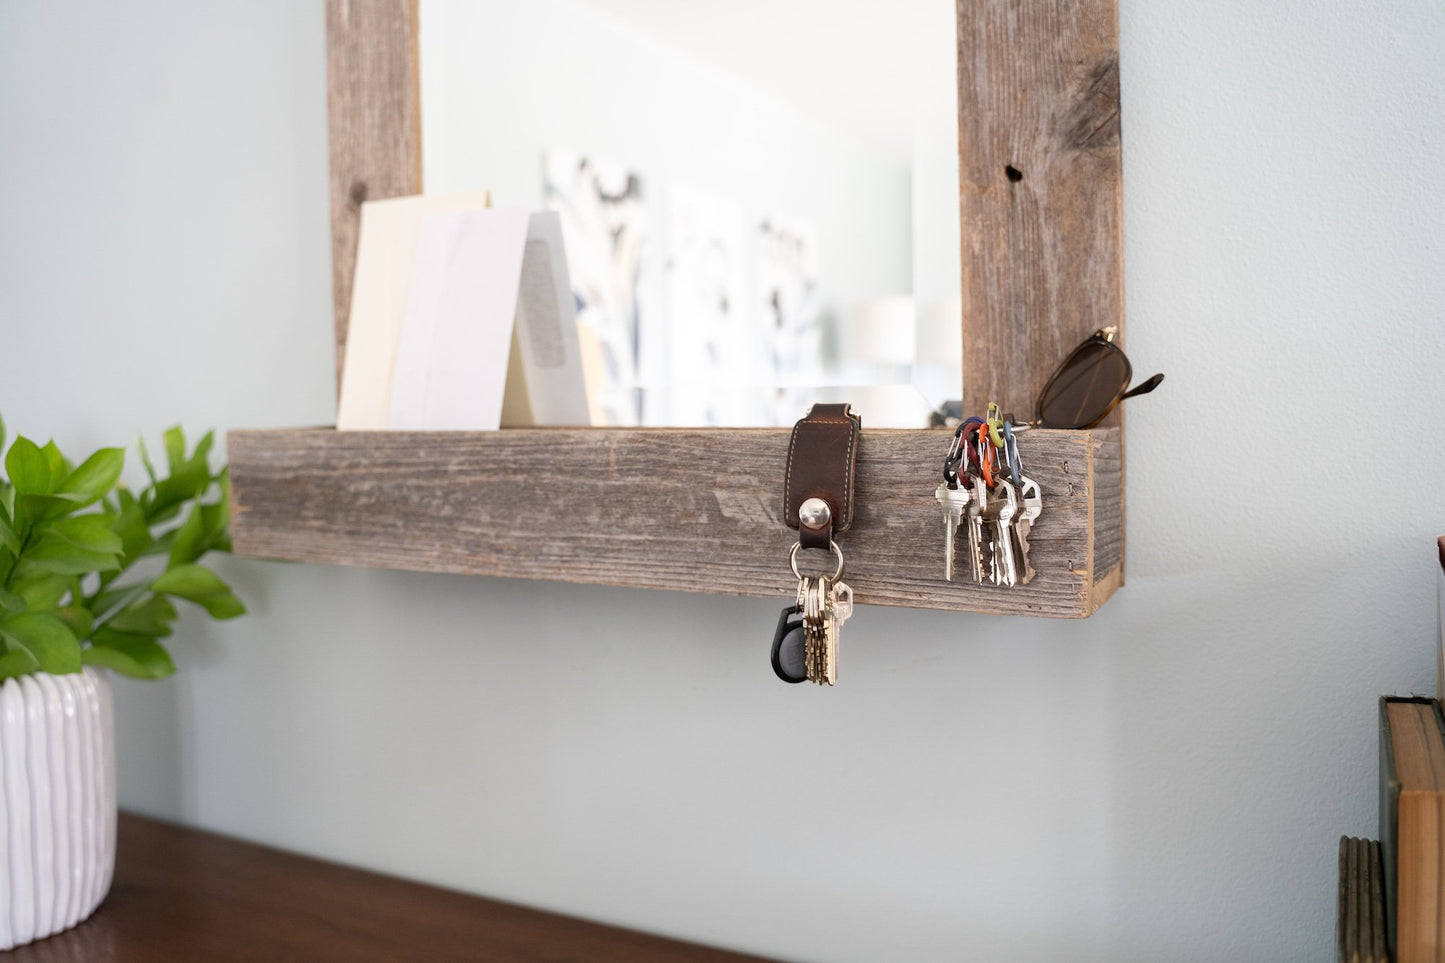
left=1035, top=327, right=1163, bottom=429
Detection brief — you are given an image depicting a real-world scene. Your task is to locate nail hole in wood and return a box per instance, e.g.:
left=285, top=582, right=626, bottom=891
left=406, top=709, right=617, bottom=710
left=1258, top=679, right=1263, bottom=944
left=1004, top=165, right=1023, bottom=183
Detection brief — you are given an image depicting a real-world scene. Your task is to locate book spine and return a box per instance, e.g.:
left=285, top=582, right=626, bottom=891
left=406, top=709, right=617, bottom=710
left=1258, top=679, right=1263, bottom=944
left=1382, top=697, right=1403, bottom=957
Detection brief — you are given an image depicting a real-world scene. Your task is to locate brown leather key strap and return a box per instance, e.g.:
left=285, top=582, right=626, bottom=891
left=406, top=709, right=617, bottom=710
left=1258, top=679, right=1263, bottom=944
left=784, top=403, right=861, bottom=550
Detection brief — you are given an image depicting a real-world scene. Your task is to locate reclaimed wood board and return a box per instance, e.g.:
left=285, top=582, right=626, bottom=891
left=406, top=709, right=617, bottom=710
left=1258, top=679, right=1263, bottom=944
left=230, top=427, right=1120, bottom=618
left=1091, top=429, right=1122, bottom=583
left=326, top=0, right=422, bottom=391
left=955, top=0, right=1125, bottom=419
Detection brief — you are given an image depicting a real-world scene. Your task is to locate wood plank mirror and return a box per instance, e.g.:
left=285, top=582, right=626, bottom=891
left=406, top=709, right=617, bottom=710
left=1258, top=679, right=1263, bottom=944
left=228, top=0, right=1126, bottom=617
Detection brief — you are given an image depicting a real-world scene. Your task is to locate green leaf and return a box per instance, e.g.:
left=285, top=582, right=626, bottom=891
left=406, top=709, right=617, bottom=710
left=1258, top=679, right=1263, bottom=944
left=0, top=508, right=17, bottom=554
left=17, top=533, right=120, bottom=576
left=198, top=469, right=232, bottom=553
left=0, top=649, right=39, bottom=681
left=162, top=427, right=186, bottom=473
left=168, top=503, right=206, bottom=567
left=106, top=595, right=176, bottom=637
left=140, top=529, right=174, bottom=557
left=13, top=574, right=69, bottom=610
left=89, top=584, right=137, bottom=619
left=54, top=606, right=93, bottom=640
left=39, top=441, right=69, bottom=484
left=0, top=413, right=6, bottom=458
left=6, top=437, right=53, bottom=495
left=0, top=613, right=81, bottom=674
left=146, top=429, right=218, bottom=522
left=151, top=563, right=224, bottom=595
left=148, top=463, right=211, bottom=520
left=0, top=588, right=25, bottom=615
left=152, top=563, right=245, bottom=619
left=85, top=630, right=175, bottom=679
left=58, top=448, right=124, bottom=507
left=136, top=434, right=158, bottom=486
left=191, top=430, right=215, bottom=468
left=15, top=491, right=88, bottom=524
left=46, top=514, right=123, bottom=555
left=146, top=500, right=187, bottom=526
left=109, top=488, right=155, bottom=561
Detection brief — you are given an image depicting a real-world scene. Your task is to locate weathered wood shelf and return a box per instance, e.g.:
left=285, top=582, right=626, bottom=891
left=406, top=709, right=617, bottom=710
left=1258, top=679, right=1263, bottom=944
left=247, top=0, right=1136, bottom=620
left=228, top=426, right=1121, bottom=618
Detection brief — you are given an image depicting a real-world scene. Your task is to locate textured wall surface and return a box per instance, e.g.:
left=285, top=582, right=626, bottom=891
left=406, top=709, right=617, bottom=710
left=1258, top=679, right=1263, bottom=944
left=2, top=1, right=1444, bottom=961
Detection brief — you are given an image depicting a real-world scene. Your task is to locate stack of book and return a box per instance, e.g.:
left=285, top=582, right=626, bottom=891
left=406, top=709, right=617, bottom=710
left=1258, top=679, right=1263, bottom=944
left=1339, top=835, right=1387, bottom=962
left=1343, top=540, right=1445, bottom=962
left=1380, top=696, right=1445, bottom=961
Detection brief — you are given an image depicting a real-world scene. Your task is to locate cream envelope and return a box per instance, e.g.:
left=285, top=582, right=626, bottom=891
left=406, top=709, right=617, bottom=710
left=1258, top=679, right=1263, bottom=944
left=387, top=207, right=533, bottom=431
left=336, top=191, right=493, bottom=430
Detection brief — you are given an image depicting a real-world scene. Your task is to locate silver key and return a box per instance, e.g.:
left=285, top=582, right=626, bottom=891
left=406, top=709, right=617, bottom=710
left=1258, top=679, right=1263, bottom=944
left=1013, top=476, right=1042, bottom=585
left=991, top=481, right=1020, bottom=586
left=830, top=579, right=853, bottom=626
left=966, top=476, right=989, bottom=584
left=934, top=482, right=969, bottom=581
left=822, top=579, right=850, bottom=685
left=820, top=579, right=849, bottom=685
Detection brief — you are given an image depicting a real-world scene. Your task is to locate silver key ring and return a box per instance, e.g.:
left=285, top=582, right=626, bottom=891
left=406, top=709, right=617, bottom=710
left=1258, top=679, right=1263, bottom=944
left=789, top=540, right=845, bottom=582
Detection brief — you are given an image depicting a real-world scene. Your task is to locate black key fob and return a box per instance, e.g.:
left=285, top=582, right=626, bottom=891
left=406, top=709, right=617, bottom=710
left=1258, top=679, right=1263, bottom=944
left=771, top=605, right=807, bottom=684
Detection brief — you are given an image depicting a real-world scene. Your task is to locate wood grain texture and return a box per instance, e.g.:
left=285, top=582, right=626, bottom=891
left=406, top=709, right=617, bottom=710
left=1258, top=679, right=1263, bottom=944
left=1091, top=429, right=1122, bottom=580
left=327, top=0, right=422, bottom=393
left=230, top=427, right=1120, bottom=618
left=955, top=0, right=1125, bottom=418
left=5, top=813, right=775, bottom=962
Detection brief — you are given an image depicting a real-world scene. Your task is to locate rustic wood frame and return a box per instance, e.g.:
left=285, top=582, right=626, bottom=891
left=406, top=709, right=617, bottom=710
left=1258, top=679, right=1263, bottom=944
left=227, top=0, right=1127, bottom=618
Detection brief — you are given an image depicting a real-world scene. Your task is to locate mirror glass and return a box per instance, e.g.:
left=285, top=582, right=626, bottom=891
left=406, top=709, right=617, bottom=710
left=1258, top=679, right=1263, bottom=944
left=419, top=0, right=961, bottom=427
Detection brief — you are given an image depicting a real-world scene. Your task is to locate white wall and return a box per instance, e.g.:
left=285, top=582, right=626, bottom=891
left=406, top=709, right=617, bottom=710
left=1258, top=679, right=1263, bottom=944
left=2, top=2, right=1444, bottom=961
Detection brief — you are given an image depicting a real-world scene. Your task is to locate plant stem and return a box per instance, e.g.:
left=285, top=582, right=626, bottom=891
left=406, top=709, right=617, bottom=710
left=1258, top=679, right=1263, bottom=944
left=89, top=582, right=151, bottom=633
left=0, top=526, right=34, bottom=590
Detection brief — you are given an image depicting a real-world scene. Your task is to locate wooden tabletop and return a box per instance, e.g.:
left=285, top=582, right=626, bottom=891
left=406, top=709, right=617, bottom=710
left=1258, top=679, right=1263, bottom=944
left=9, top=813, right=777, bottom=962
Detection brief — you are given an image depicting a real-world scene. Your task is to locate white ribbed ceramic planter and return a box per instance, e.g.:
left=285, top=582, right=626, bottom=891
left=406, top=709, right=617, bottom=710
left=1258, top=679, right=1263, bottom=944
left=0, top=668, right=115, bottom=950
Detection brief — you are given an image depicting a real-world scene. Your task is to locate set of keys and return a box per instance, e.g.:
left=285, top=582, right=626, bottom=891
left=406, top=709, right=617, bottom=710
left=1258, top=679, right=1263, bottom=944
left=772, top=527, right=852, bottom=685
left=933, top=406, right=1044, bottom=587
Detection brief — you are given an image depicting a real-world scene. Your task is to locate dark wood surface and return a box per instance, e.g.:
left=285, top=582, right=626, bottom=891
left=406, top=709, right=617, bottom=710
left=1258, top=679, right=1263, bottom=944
left=6, top=813, right=777, bottom=962
left=229, top=426, right=1122, bottom=618
left=326, top=0, right=423, bottom=393
left=955, top=0, right=1125, bottom=419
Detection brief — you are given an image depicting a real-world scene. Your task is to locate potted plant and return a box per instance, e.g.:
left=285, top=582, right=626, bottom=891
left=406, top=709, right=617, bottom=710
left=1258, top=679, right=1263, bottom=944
left=0, top=415, right=242, bottom=949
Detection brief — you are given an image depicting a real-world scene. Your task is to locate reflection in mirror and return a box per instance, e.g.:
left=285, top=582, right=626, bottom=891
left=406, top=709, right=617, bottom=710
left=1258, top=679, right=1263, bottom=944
left=419, top=0, right=961, bottom=427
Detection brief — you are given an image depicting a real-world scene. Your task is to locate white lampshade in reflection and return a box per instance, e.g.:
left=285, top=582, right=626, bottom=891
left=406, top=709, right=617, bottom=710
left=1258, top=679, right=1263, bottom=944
left=916, top=295, right=963, bottom=367
left=838, top=296, right=916, bottom=366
